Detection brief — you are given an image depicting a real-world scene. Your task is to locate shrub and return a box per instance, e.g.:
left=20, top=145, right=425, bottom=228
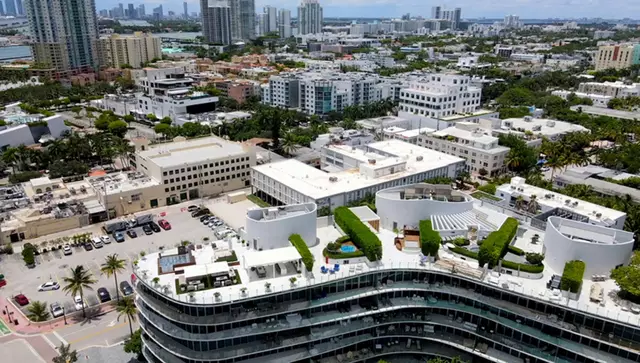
left=449, top=246, right=479, bottom=260
left=289, top=234, right=314, bottom=272
left=507, top=245, right=525, bottom=256
left=452, top=237, right=469, bottom=247
left=335, top=235, right=351, bottom=244
left=525, top=252, right=545, bottom=265
left=9, top=171, right=43, bottom=184
left=478, top=217, right=518, bottom=267
left=22, top=243, right=35, bottom=266
left=478, top=183, right=497, bottom=195
left=334, top=207, right=382, bottom=261
left=419, top=220, right=441, bottom=257
left=560, top=260, right=585, bottom=293
left=501, top=260, right=545, bottom=273
left=3, top=244, right=13, bottom=255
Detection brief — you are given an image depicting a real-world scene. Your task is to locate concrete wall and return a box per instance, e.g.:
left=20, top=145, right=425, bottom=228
left=544, top=216, right=634, bottom=276
left=0, top=124, right=35, bottom=148
left=245, top=203, right=318, bottom=250
left=45, top=115, right=70, bottom=138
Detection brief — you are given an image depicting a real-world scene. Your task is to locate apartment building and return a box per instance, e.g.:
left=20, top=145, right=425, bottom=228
left=595, top=44, right=640, bottom=71
left=416, top=122, right=509, bottom=176
left=261, top=73, right=300, bottom=108
left=97, top=33, right=162, bottom=68
left=577, top=81, right=640, bottom=98
left=131, top=136, right=256, bottom=205
left=213, top=80, right=259, bottom=104
left=398, top=74, right=482, bottom=119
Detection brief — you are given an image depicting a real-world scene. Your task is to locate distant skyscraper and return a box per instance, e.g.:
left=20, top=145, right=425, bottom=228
left=183, top=1, right=188, bottom=18
left=127, top=3, right=135, bottom=18
left=278, top=8, right=291, bottom=38
left=0, top=1, right=5, bottom=15
left=26, top=0, right=98, bottom=72
left=431, top=6, right=441, bottom=19
left=16, top=0, right=22, bottom=15
left=441, top=7, right=461, bottom=30
left=263, top=6, right=277, bottom=34
left=152, top=5, right=162, bottom=20
left=118, top=3, right=124, bottom=18
left=137, top=4, right=145, bottom=17
left=229, top=0, right=255, bottom=41
left=5, top=0, right=16, bottom=16
left=201, top=0, right=232, bottom=45
left=297, top=0, right=322, bottom=35
left=401, top=13, right=410, bottom=20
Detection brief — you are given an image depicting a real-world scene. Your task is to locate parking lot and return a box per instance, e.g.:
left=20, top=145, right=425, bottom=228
left=0, top=196, right=256, bottom=320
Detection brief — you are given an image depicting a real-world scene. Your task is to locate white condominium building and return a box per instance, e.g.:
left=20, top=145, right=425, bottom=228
left=297, top=0, right=323, bottom=35
left=399, top=74, right=482, bottom=119
left=416, top=122, right=509, bottom=177
left=97, top=32, right=162, bottom=68
left=578, top=81, right=640, bottom=98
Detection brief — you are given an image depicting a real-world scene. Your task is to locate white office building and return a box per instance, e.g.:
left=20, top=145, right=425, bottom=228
left=278, top=8, right=291, bottom=38
left=577, top=81, right=640, bottom=98
left=0, top=115, right=69, bottom=149
left=551, top=90, right=612, bottom=108
left=251, top=139, right=465, bottom=210
left=497, top=116, right=589, bottom=142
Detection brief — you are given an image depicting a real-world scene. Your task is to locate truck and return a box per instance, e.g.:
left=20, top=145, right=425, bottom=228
left=128, top=213, right=154, bottom=228
left=103, top=220, right=128, bottom=234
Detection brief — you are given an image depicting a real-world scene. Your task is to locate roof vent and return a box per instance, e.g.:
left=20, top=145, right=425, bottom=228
left=524, top=116, right=533, bottom=122
left=416, top=156, right=423, bottom=161
left=368, top=159, right=377, bottom=165
left=546, top=120, right=556, bottom=128
left=329, top=176, right=338, bottom=182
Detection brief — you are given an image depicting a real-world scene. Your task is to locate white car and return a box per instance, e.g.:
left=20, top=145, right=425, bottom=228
left=74, top=295, right=87, bottom=311
left=100, top=235, right=111, bottom=244
left=38, top=281, right=60, bottom=291
left=63, top=244, right=72, bottom=255
left=50, top=302, right=64, bottom=318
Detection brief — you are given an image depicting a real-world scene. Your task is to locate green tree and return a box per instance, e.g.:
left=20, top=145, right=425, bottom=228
left=526, top=252, right=545, bottom=265
left=160, top=116, right=173, bottom=125
left=71, top=106, right=82, bottom=117
left=281, top=132, right=300, bottom=156
left=123, top=114, right=135, bottom=123
left=154, top=123, right=171, bottom=138
left=27, top=301, right=50, bottom=322
left=52, top=344, right=78, bottom=363
left=101, top=254, right=127, bottom=301
left=62, top=265, right=97, bottom=318
left=147, top=113, right=158, bottom=121
left=123, top=329, right=144, bottom=361
left=116, top=296, right=138, bottom=336
left=108, top=120, right=129, bottom=138
left=608, top=98, right=625, bottom=110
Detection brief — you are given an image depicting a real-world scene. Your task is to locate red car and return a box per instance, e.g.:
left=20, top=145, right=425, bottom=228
left=14, top=294, right=29, bottom=306
left=158, top=219, right=171, bottom=230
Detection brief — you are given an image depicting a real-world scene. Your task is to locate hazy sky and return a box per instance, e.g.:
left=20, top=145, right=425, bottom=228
left=114, top=0, right=640, bottom=20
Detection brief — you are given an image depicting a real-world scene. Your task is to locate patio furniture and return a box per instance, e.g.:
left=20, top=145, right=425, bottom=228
left=320, top=266, right=328, bottom=274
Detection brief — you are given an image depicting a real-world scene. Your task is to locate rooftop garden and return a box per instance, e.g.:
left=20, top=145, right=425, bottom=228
left=334, top=206, right=382, bottom=261
left=419, top=220, right=441, bottom=257
left=560, top=260, right=585, bottom=293
left=323, top=235, right=365, bottom=259
left=289, top=234, right=314, bottom=271
left=174, top=268, right=242, bottom=295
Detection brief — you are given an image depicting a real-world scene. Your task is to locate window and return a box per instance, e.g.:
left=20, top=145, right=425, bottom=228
left=131, top=194, right=141, bottom=201
left=181, top=176, right=186, bottom=181
left=164, top=180, right=168, bottom=184
left=170, top=178, right=174, bottom=183
left=176, top=185, right=181, bottom=190
left=171, top=186, right=175, bottom=191
left=209, top=163, right=214, bottom=168
left=188, top=183, right=193, bottom=188
left=216, top=177, right=220, bottom=182
left=180, top=168, right=185, bottom=173
left=215, top=162, right=219, bottom=167
left=165, top=188, right=169, bottom=192
left=231, top=166, right=236, bottom=171
left=226, top=168, right=230, bottom=172
left=163, top=172, right=167, bottom=176
left=225, top=160, right=229, bottom=165
left=169, top=170, right=174, bottom=175
left=205, top=180, right=209, bottom=184
left=187, top=167, right=191, bottom=172
left=187, top=175, right=192, bottom=180
left=204, top=172, right=209, bottom=176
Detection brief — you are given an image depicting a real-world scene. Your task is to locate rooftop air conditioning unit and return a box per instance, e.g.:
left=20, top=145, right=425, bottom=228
left=546, top=121, right=556, bottom=127
left=524, top=116, right=533, bottom=122
left=596, top=213, right=602, bottom=218
left=329, top=176, right=338, bottom=182
left=416, top=156, right=423, bottom=161
left=565, top=199, right=571, bottom=204
left=368, top=159, right=377, bottom=165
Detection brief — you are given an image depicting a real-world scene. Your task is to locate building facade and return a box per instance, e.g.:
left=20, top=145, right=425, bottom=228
left=201, top=0, right=232, bottom=45
left=229, top=0, right=255, bottom=41
left=278, top=8, right=291, bottom=38
left=26, top=0, right=99, bottom=73
left=97, top=33, right=162, bottom=68
left=595, top=44, right=640, bottom=71
left=297, top=0, right=322, bottom=35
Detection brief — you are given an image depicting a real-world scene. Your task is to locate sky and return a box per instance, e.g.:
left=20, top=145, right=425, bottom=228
left=110, top=0, right=640, bottom=20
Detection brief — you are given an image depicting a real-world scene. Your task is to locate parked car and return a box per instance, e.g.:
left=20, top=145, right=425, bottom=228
left=14, top=294, right=29, bottom=306
left=73, top=295, right=87, bottom=311
left=114, top=231, right=125, bottom=243
left=100, top=235, right=111, bottom=244
left=126, top=229, right=138, bottom=238
left=83, top=243, right=93, bottom=251
left=63, top=244, right=72, bottom=255
left=142, top=225, right=153, bottom=235
left=50, top=302, right=64, bottom=318
left=120, top=281, right=133, bottom=296
left=91, top=236, right=103, bottom=249
left=187, top=205, right=199, bottom=212
left=200, top=215, right=211, bottom=222
left=149, top=221, right=161, bottom=233
left=158, top=219, right=171, bottom=230
left=38, top=281, right=60, bottom=291
left=97, top=287, right=111, bottom=303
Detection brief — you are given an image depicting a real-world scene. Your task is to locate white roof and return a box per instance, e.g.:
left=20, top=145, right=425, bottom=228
left=395, top=127, right=435, bottom=139
left=252, top=140, right=464, bottom=200
left=502, top=117, right=589, bottom=136
left=350, top=206, right=379, bottom=221
left=137, top=136, right=248, bottom=168
left=243, top=246, right=301, bottom=268
left=432, top=126, right=499, bottom=146
left=182, top=261, right=229, bottom=279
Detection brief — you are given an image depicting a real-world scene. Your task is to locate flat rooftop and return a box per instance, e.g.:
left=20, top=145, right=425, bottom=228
left=502, top=117, right=589, bottom=136
left=570, top=105, right=640, bottom=120
left=88, top=171, right=160, bottom=195
left=440, top=109, right=497, bottom=121
left=137, top=136, right=249, bottom=168
left=246, top=203, right=316, bottom=222
left=252, top=140, right=464, bottom=200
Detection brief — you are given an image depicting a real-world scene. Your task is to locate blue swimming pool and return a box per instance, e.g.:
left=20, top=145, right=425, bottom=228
left=341, top=245, right=356, bottom=253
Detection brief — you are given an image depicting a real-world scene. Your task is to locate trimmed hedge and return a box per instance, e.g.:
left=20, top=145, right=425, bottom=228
left=335, top=235, right=351, bottom=243
left=289, top=234, right=314, bottom=272
left=560, top=260, right=585, bottom=293
left=501, top=260, right=544, bottom=274
left=334, top=207, right=382, bottom=261
left=450, top=246, right=479, bottom=260
left=507, top=245, right=525, bottom=256
left=419, top=220, right=441, bottom=257
left=478, top=217, right=519, bottom=268
left=22, top=243, right=35, bottom=266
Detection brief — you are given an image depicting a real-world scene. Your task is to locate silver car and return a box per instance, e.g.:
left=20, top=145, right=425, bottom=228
left=38, top=281, right=60, bottom=291
left=50, top=302, right=64, bottom=318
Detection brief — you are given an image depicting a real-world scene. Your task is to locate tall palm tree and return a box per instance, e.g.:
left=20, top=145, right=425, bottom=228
left=527, top=194, right=540, bottom=214
left=27, top=301, right=50, bottom=322
left=505, top=151, right=523, bottom=173
left=281, top=133, right=300, bottom=156
left=101, top=254, right=127, bottom=301
left=52, top=343, right=78, bottom=363
left=514, top=195, right=525, bottom=211
left=546, top=156, right=565, bottom=180
left=117, top=296, right=137, bottom=336
left=1, top=146, right=18, bottom=173
left=62, top=265, right=97, bottom=318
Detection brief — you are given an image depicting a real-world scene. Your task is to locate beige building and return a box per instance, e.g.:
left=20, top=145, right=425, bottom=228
left=131, top=136, right=256, bottom=205
left=416, top=122, right=509, bottom=177
left=595, top=44, right=640, bottom=71
left=98, top=33, right=162, bottom=69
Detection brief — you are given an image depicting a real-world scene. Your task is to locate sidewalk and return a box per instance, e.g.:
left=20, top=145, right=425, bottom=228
left=1, top=297, right=116, bottom=335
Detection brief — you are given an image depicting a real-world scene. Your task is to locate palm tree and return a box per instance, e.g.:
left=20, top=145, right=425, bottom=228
left=527, top=194, right=540, bottom=214
left=514, top=195, right=525, bottom=211
left=52, top=343, right=78, bottom=363
left=27, top=301, right=50, bottom=322
left=281, top=133, right=300, bottom=156
left=1, top=146, right=18, bottom=173
left=116, top=296, right=137, bottom=336
left=101, top=254, right=126, bottom=301
left=62, top=265, right=97, bottom=318
left=505, top=151, right=523, bottom=173
left=546, top=156, right=565, bottom=180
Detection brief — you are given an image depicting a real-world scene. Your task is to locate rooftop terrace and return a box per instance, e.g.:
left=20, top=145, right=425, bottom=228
left=137, top=136, right=249, bottom=168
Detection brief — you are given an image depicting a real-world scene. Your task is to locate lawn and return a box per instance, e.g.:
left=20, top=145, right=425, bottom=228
left=247, top=194, right=271, bottom=207
left=471, top=191, right=501, bottom=201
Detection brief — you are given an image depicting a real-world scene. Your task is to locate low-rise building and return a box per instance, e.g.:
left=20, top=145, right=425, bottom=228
left=310, top=128, right=375, bottom=151
left=577, top=81, right=640, bottom=98
left=551, top=90, right=611, bottom=108
left=595, top=44, right=640, bottom=71
left=212, top=80, right=258, bottom=104
left=0, top=114, right=69, bottom=149
left=497, top=116, right=589, bottom=142
left=553, top=165, right=640, bottom=203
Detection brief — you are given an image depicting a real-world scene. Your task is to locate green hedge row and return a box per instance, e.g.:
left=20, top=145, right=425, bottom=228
left=449, top=246, right=479, bottom=259
left=560, top=260, right=585, bottom=293
left=289, top=234, right=314, bottom=272
left=501, top=260, right=544, bottom=273
left=334, top=207, right=382, bottom=261
left=507, top=245, right=525, bottom=256
left=419, top=220, right=441, bottom=257
left=335, top=235, right=351, bottom=243
left=478, top=217, right=519, bottom=268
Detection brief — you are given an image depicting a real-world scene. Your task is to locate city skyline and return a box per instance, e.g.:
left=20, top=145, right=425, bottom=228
left=93, top=0, right=640, bottom=20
